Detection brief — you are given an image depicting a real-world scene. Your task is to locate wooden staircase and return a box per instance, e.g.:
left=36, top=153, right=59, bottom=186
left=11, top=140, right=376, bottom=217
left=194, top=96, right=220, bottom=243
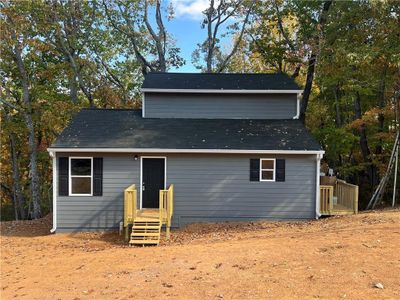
left=129, top=219, right=161, bottom=246
left=124, top=184, right=174, bottom=247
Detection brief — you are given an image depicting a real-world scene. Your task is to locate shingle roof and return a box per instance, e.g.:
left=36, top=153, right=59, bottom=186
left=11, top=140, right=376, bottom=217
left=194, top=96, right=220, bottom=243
left=142, top=72, right=301, bottom=91
left=51, top=109, right=322, bottom=151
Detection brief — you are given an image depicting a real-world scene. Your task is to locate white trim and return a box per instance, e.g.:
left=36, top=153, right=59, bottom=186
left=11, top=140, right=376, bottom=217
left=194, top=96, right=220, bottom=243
left=50, top=152, right=57, bottom=233
left=141, top=88, right=304, bottom=94
left=139, top=156, right=167, bottom=209
left=69, top=157, right=93, bottom=196
left=293, top=93, right=301, bottom=119
left=259, top=158, right=276, bottom=182
left=48, top=148, right=325, bottom=155
left=142, top=94, right=145, bottom=118
left=315, top=153, right=323, bottom=219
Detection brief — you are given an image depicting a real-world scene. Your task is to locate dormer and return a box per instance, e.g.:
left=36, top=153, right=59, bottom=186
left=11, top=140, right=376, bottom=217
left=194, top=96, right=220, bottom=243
left=141, top=73, right=302, bottom=119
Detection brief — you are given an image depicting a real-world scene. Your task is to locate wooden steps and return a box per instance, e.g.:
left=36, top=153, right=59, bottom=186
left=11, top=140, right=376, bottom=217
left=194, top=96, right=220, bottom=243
left=129, top=220, right=161, bottom=246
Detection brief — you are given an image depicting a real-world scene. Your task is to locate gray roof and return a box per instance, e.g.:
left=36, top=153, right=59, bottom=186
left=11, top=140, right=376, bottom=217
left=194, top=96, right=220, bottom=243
left=142, top=72, right=301, bottom=91
left=51, top=109, right=322, bottom=151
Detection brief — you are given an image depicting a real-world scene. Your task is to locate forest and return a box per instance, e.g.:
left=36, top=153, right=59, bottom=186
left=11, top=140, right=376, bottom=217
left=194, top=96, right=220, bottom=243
left=1, top=0, right=399, bottom=221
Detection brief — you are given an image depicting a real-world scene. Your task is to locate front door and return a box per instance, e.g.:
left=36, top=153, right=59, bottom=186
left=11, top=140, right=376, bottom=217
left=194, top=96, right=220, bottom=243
left=142, top=158, right=165, bottom=208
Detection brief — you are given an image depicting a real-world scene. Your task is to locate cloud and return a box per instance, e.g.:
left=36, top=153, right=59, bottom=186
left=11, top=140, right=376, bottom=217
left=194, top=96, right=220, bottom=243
left=171, top=0, right=210, bottom=20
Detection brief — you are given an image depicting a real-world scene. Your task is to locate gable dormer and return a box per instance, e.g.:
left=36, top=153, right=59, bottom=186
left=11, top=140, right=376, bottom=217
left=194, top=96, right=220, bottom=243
left=141, top=73, right=302, bottom=119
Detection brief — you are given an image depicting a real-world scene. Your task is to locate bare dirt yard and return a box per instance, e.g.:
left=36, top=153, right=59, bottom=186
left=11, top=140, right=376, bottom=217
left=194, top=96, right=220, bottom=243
left=1, top=210, right=400, bottom=299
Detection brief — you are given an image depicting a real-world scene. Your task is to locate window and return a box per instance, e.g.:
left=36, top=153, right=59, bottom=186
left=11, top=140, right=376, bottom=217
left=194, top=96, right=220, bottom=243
left=69, top=157, right=93, bottom=196
left=260, top=158, right=275, bottom=181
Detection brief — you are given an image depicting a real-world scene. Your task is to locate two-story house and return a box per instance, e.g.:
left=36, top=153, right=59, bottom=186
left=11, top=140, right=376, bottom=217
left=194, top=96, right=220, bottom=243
left=48, top=73, right=357, bottom=245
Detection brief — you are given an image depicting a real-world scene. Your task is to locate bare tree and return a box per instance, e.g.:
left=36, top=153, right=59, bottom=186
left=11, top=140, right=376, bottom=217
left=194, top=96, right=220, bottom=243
left=103, top=0, right=184, bottom=74
left=195, top=0, right=256, bottom=73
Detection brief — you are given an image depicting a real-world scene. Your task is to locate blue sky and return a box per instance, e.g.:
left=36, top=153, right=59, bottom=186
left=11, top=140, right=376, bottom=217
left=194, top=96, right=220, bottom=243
left=161, top=0, right=233, bottom=72
left=166, top=16, right=205, bottom=72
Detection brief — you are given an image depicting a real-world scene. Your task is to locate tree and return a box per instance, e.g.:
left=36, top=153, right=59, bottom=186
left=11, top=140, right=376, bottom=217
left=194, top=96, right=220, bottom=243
left=193, top=0, right=256, bottom=73
left=103, top=0, right=184, bottom=74
left=1, top=3, right=43, bottom=218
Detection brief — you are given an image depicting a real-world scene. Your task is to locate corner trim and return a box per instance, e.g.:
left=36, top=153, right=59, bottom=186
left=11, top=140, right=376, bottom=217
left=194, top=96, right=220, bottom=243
left=50, top=152, right=57, bottom=233
left=315, top=153, right=323, bottom=219
left=293, top=93, right=301, bottom=119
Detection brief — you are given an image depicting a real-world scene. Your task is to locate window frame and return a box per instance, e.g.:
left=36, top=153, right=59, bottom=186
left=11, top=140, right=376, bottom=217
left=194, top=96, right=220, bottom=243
left=69, top=157, right=93, bottom=196
left=259, top=158, right=276, bottom=182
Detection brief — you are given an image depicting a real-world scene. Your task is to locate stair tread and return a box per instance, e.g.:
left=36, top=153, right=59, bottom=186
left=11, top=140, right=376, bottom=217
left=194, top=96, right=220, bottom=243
left=132, top=225, right=161, bottom=229
left=131, top=233, right=160, bottom=237
left=130, top=241, right=159, bottom=245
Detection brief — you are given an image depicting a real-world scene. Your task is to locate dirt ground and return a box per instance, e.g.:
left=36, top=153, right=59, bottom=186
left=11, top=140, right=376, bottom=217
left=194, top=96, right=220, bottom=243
left=1, top=210, right=399, bottom=300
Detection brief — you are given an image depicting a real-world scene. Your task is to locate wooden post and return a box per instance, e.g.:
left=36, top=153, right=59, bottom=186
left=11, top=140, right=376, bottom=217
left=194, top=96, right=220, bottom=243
left=329, top=186, right=334, bottom=214
left=354, top=186, right=359, bottom=214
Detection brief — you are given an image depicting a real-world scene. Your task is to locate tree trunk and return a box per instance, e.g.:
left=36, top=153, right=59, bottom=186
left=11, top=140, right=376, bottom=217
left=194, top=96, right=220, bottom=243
left=334, top=86, right=342, bottom=127
left=9, top=19, right=42, bottom=219
left=299, top=0, right=332, bottom=124
left=376, top=64, right=387, bottom=155
left=9, top=132, right=26, bottom=220
left=69, top=73, right=78, bottom=103
left=354, top=92, right=378, bottom=186
left=299, top=52, right=316, bottom=123
left=206, top=0, right=214, bottom=72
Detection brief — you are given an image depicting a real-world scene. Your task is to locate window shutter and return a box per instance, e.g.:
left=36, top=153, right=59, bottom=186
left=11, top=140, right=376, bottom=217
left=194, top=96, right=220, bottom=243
left=58, top=157, right=69, bottom=196
left=250, top=159, right=260, bottom=181
left=276, top=159, right=285, bottom=182
left=93, top=157, right=103, bottom=196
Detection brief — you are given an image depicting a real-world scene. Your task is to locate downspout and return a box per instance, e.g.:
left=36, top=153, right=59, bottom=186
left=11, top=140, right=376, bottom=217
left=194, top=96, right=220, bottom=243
left=49, top=151, right=57, bottom=233
left=315, top=153, right=323, bottom=219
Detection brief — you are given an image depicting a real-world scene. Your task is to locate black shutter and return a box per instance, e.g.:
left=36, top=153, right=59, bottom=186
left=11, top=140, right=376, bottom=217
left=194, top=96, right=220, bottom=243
left=58, top=157, right=69, bottom=196
left=93, top=157, right=103, bottom=196
left=276, top=159, right=285, bottom=182
left=250, top=159, right=260, bottom=181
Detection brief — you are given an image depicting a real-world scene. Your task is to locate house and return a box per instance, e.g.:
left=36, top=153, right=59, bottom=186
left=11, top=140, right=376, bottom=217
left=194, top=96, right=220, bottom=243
left=48, top=73, right=358, bottom=244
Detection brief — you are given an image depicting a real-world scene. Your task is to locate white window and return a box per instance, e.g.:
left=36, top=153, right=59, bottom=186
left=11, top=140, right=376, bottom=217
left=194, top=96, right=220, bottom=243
left=260, top=158, right=276, bottom=182
left=69, top=157, right=93, bottom=196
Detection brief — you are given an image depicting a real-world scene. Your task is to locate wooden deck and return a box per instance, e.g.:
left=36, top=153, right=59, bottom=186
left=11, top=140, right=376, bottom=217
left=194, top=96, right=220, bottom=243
left=135, top=209, right=161, bottom=221
left=320, top=180, right=358, bottom=216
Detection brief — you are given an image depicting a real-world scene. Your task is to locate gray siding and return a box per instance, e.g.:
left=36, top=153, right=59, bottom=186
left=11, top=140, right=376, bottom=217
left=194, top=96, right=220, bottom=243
left=56, top=153, right=316, bottom=231
left=56, top=153, right=139, bottom=231
left=166, top=154, right=316, bottom=227
left=144, top=93, right=297, bottom=119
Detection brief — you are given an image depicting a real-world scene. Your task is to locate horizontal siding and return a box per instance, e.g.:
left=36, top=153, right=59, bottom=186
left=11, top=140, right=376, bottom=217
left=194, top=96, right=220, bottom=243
left=56, top=153, right=316, bottom=231
left=166, top=154, right=316, bottom=227
left=57, top=154, right=139, bottom=231
left=144, top=93, right=297, bottom=119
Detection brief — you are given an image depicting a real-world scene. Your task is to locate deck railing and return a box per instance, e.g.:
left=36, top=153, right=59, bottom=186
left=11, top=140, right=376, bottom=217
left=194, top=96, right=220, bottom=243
left=320, top=180, right=358, bottom=215
left=335, top=180, right=359, bottom=214
left=124, top=184, right=137, bottom=239
left=320, top=185, right=334, bottom=215
left=159, top=184, right=174, bottom=239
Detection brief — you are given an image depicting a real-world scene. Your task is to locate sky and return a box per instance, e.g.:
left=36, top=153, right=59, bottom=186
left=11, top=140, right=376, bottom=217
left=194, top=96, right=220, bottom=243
left=165, top=0, right=210, bottom=72
left=162, top=0, right=231, bottom=72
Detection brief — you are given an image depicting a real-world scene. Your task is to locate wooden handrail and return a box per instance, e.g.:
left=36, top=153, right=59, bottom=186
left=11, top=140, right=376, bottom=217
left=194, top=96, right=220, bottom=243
left=320, top=180, right=358, bottom=215
left=124, top=184, right=137, bottom=240
left=159, top=184, right=174, bottom=239
left=320, top=185, right=334, bottom=215
left=336, top=181, right=358, bottom=213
